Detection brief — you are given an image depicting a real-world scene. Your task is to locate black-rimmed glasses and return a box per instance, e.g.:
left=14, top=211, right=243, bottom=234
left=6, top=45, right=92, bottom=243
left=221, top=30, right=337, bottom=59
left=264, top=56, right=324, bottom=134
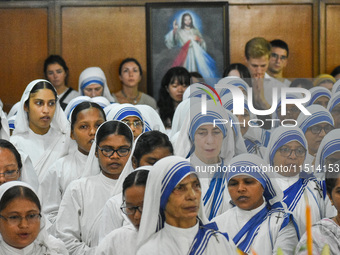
left=0, top=213, right=41, bottom=225
left=278, top=146, right=306, bottom=157
left=308, top=124, right=334, bottom=135
left=271, top=53, right=287, bottom=61
left=0, top=170, right=19, bottom=179
left=120, top=204, right=143, bottom=215
left=97, top=145, right=131, bottom=157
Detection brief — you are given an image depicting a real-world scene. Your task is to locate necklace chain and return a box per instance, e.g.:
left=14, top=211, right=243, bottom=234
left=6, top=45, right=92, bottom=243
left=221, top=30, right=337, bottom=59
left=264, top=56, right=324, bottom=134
left=121, top=90, right=139, bottom=104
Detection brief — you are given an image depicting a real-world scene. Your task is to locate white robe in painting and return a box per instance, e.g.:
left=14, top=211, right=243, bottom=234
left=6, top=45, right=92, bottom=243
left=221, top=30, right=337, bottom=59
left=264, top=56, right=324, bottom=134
left=295, top=218, right=340, bottom=255
left=137, top=221, right=236, bottom=255
left=39, top=150, right=88, bottom=227
left=55, top=173, right=118, bottom=255
left=274, top=173, right=337, bottom=238
left=95, top=224, right=137, bottom=255
left=214, top=203, right=298, bottom=255
left=98, top=193, right=130, bottom=242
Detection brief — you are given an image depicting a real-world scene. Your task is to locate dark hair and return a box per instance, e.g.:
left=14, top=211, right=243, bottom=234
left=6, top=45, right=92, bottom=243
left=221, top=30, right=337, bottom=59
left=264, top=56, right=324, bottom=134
left=71, top=101, right=106, bottom=131
left=122, top=169, right=149, bottom=197
left=0, top=139, right=22, bottom=171
left=270, top=39, right=289, bottom=57
left=157, top=67, right=190, bottom=127
left=0, top=186, right=41, bottom=212
left=223, top=63, right=252, bottom=87
left=44, top=55, right=69, bottom=85
left=331, top=66, right=340, bottom=78
left=96, top=121, right=133, bottom=149
left=24, top=81, right=58, bottom=109
left=119, top=58, right=142, bottom=76
left=181, top=13, right=194, bottom=29
left=133, top=131, right=174, bottom=167
left=325, top=160, right=340, bottom=198
left=289, top=78, right=313, bottom=90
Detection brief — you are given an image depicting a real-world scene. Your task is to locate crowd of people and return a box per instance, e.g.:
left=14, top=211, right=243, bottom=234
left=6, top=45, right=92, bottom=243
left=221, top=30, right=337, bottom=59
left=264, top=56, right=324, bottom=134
left=0, top=36, right=340, bottom=255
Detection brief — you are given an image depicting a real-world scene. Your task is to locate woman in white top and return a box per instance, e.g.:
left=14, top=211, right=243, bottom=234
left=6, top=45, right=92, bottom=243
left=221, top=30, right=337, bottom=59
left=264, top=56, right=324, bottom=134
left=0, top=181, right=68, bottom=255
left=39, top=101, right=106, bottom=227
left=96, top=168, right=149, bottom=255
left=137, top=156, right=237, bottom=255
left=10, top=79, right=71, bottom=182
left=214, top=154, right=298, bottom=255
left=55, top=120, right=133, bottom=254
left=0, top=106, right=9, bottom=141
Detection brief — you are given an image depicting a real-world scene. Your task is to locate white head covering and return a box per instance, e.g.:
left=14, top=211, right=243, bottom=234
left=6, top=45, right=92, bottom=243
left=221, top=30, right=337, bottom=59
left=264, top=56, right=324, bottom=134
left=0, top=106, right=9, bottom=140
left=134, top=104, right=166, bottom=133
left=0, top=181, right=67, bottom=254
left=216, top=76, right=250, bottom=97
left=7, top=102, right=21, bottom=132
left=78, top=67, right=115, bottom=103
left=83, top=120, right=135, bottom=194
left=331, top=79, right=340, bottom=94
left=327, top=91, right=340, bottom=112
left=174, top=100, right=235, bottom=162
left=137, top=156, right=208, bottom=247
left=307, top=86, right=331, bottom=106
left=13, top=79, right=69, bottom=136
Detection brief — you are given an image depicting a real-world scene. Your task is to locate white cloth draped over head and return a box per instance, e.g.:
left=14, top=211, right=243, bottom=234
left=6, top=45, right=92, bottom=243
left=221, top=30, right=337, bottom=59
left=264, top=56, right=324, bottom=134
left=7, top=102, right=20, bottom=131
left=174, top=100, right=235, bottom=162
left=134, top=104, right=166, bottom=133
left=10, top=79, right=71, bottom=181
left=105, top=103, right=151, bottom=132
left=331, top=79, right=340, bottom=94
left=137, top=156, right=236, bottom=254
left=0, top=106, right=9, bottom=140
left=83, top=120, right=135, bottom=192
left=78, top=67, right=115, bottom=103
left=314, top=129, right=340, bottom=178
left=307, top=86, right=332, bottom=106
left=0, top=181, right=68, bottom=255
left=182, top=82, right=219, bottom=101
left=327, top=91, right=340, bottom=112
left=216, top=76, right=250, bottom=97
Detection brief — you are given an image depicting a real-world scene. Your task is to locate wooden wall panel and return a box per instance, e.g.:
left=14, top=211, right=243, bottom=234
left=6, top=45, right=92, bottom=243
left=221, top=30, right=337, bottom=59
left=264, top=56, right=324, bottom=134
left=325, top=4, right=340, bottom=74
left=229, top=4, right=313, bottom=79
left=62, top=6, right=146, bottom=94
left=0, top=8, right=48, bottom=112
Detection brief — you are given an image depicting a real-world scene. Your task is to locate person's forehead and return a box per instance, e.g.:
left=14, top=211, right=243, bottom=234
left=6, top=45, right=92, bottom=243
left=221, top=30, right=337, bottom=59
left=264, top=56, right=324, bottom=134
left=271, top=47, right=288, bottom=56
left=248, top=56, right=269, bottom=65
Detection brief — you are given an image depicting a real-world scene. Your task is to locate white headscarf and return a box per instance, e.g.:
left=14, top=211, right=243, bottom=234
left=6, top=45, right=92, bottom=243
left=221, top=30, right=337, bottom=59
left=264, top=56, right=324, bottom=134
left=7, top=102, right=20, bottom=132
left=0, top=181, right=68, bottom=255
left=307, top=86, right=331, bottom=106
left=331, top=79, right=340, bottom=94
left=134, top=104, right=166, bottom=133
left=78, top=67, right=115, bottom=103
left=0, top=106, right=9, bottom=140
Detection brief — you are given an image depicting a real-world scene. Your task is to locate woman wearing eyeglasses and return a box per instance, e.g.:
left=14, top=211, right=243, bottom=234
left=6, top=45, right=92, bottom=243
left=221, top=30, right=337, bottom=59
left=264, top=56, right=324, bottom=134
left=297, top=105, right=334, bottom=166
left=264, top=126, right=335, bottom=238
left=0, top=181, right=68, bottom=254
left=55, top=120, right=134, bottom=254
left=96, top=168, right=149, bottom=255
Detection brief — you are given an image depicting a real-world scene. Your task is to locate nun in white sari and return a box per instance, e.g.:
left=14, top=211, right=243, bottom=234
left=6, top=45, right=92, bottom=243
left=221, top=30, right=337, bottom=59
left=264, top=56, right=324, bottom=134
left=174, top=100, right=235, bottom=219
left=306, top=86, right=331, bottom=108
left=55, top=120, right=134, bottom=254
left=0, top=181, right=68, bottom=255
left=213, top=154, right=298, bottom=255
left=10, top=79, right=71, bottom=183
left=136, top=156, right=237, bottom=255
left=0, top=106, right=9, bottom=140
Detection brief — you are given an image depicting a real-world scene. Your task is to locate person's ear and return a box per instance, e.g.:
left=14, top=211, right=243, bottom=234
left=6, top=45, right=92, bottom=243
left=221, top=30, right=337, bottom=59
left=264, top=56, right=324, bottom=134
left=132, top=156, right=138, bottom=169
left=24, top=102, right=29, bottom=113
left=95, top=150, right=98, bottom=158
left=70, top=130, right=75, bottom=140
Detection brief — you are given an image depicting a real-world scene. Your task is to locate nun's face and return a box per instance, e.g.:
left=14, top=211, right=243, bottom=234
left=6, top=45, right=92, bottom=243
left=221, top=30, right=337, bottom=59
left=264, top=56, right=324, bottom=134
left=96, top=134, right=131, bottom=179
left=331, top=105, right=340, bottom=128
left=273, top=141, right=306, bottom=176
left=133, top=146, right=173, bottom=169
left=123, top=185, right=145, bottom=230
left=165, top=175, right=201, bottom=228
left=24, top=88, right=56, bottom=135
left=194, top=124, right=224, bottom=164
left=228, top=175, right=264, bottom=210
left=122, top=116, right=143, bottom=140
left=83, top=83, right=103, bottom=98
left=304, top=123, right=333, bottom=156
left=0, top=148, right=20, bottom=185
left=0, top=198, right=40, bottom=249
left=325, top=151, right=340, bottom=171
left=314, top=96, right=329, bottom=109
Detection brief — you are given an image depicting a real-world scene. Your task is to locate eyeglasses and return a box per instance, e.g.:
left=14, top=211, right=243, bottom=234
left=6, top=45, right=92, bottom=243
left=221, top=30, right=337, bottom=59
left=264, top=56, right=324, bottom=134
left=0, top=170, right=19, bottom=179
left=271, top=53, right=287, bottom=61
left=308, top=124, right=334, bottom=135
left=278, top=146, right=306, bottom=157
left=120, top=204, right=143, bottom=215
left=0, top=213, right=41, bottom=226
left=122, top=120, right=143, bottom=129
left=97, top=145, right=130, bottom=157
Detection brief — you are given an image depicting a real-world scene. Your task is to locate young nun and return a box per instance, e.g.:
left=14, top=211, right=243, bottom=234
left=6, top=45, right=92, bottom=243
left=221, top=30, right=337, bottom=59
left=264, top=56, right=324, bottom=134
left=264, top=126, right=336, bottom=238
left=98, top=131, right=173, bottom=240
left=134, top=104, right=166, bottom=133
left=314, top=129, right=340, bottom=180
left=213, top=154, right=298, bottom=255
left=10, top=79, right=71, bottom=183
left=0, top=139, right=39, bottom=191
left=295, top=160, right=340, bottom=254
left=55, top=120, right=134, bottom=254
left=297, top=104, right=334, bottom=166
left=306, top=86, right=331, bottom=108
left=136, top=156, right=237, bottom=255
left=78, top=67, right=115, bottom=103
left=39, top=101, right=106, bottom=227
left=0, top=181, right=68, bottom=255
left=105, top=103, right=151, bottom=140
left=174, top=100, right=235, bottom=219
left=96, top=168, right=149, bottom=255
